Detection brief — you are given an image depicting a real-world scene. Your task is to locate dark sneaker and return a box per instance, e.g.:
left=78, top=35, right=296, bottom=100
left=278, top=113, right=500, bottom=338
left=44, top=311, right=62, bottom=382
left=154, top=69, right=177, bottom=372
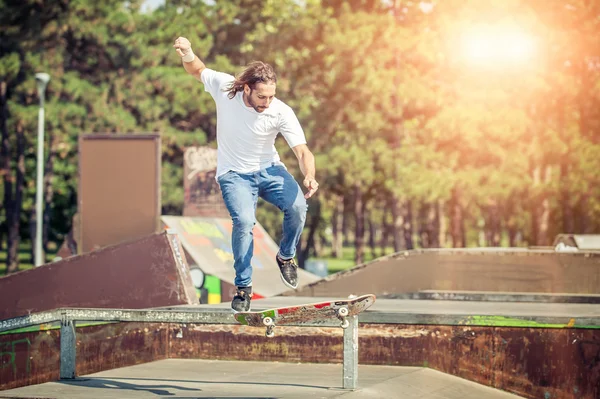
left=231, top=286, right=253, bottom=313
left=276, top=255, right=298, bottom=289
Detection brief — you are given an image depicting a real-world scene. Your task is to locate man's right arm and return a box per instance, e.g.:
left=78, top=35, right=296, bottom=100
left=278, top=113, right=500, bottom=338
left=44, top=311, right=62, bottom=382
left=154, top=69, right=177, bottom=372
left=173, top=36, right=206, bottom=80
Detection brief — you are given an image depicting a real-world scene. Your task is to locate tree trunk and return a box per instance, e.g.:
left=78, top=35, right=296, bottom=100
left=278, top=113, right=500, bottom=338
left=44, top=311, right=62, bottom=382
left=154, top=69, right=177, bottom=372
left=418, top=203, right=428, bottom=248
left=368, top=211, right=377, bottom=259
left=559, top=154, right=575, bottom=234
left=14, top=121, right=25, bottom=262
left=403, top=200, right=414, bottom=250
left=29, top=209, right=36, bottom=264
left=295, top=238, right=304, bottom=267
left=505, top=195, right=519, bottom=247
left=575, top=65, right=593, bottom=234
left=437, top=200, right=445, bottom=248
left=449, top=187, right=466, bottom=247
left=531, top=165, right=552, bottom=246
left=314, top=231, right=322, bottom=257
left=353, top=184, right=365, bottom=265
left=485, top=202, right=501, bottom=247
left=341, top=196, right=350, bottom=246
left=380, top=208, right=390, bottom=255
left=1, top=80, right=23, bottom=274
left=331, top=195, right=343, bottom=258
left=418, top=202, right=440, bottom=248
left=390, top=196, right=403, bottom=252
left=431, top=202, right=441, bottom=247
left=299, top=199, right=321, bottom=269
left=576, top=196, right=592, bottom=233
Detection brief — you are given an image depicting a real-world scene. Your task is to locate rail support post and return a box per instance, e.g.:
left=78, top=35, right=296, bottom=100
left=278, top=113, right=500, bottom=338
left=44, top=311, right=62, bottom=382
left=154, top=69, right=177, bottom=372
left=342, top=315, right=359, bottom=389
left=60, top=313, right=77, bottom=379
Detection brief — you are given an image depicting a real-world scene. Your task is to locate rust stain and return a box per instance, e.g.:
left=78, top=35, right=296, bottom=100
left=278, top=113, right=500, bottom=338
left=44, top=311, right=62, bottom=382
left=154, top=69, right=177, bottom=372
left=0, top=329, right=60, bottom=390
left=0, top=323, right=168, bottom=391
left=169, top=324, right=344, bottom=364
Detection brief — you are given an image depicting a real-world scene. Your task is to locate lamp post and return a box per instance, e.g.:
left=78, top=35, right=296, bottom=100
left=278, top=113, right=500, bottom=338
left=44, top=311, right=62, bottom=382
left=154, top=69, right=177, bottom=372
left=35, top=72, right=50, bottom=267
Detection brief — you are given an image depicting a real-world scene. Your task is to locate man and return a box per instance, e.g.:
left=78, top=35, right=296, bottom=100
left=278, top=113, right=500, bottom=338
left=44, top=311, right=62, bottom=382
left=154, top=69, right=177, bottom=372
left=173, top=36, right=319, bottom=312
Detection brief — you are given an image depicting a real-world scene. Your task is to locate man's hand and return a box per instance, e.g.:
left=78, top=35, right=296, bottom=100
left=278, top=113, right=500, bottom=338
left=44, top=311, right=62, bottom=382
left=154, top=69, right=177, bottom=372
left=173, top=37, right=193, bottom=59
left=303, top=177, right=319, bottom=199
left=292, top=144, right=318, bottom=199
left=173, top=36, right=205, bottom=78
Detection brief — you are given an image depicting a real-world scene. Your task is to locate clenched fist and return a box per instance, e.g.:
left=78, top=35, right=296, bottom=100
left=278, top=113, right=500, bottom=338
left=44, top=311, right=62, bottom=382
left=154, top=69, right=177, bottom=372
left=173, top=36, right=192, bottom=58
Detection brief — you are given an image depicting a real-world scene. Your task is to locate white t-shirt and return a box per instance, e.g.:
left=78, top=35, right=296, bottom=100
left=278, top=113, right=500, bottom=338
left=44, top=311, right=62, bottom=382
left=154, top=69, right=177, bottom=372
left=200, top=68, right=307, bottom=179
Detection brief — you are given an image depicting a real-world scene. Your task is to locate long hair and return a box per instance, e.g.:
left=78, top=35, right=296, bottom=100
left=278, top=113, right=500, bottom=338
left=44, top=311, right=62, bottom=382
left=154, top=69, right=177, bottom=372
left=225, top=61, right=277, bottom=99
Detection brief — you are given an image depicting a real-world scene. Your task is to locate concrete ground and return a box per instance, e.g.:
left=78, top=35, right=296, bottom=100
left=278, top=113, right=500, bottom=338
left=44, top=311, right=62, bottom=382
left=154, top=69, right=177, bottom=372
left=0, top=358, right=525, bottom=399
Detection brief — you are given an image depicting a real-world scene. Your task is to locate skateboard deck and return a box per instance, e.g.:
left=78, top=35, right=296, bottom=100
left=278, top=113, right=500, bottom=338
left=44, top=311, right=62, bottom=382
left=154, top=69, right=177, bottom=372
left=234, top=294, right=376, bottom=337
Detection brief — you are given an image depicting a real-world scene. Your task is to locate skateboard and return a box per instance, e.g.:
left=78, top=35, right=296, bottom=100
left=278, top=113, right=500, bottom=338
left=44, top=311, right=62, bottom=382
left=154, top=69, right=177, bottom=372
left=234, top=294, right=376, bottom=338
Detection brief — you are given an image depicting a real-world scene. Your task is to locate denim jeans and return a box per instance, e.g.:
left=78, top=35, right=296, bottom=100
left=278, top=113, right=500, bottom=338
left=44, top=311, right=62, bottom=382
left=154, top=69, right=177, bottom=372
left=217, top=164, right=308, bottom=287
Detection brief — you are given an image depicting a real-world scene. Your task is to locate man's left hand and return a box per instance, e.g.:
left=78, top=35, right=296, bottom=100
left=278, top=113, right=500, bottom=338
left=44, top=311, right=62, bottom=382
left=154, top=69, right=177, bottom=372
left=303, top=177, right=319, bottom=199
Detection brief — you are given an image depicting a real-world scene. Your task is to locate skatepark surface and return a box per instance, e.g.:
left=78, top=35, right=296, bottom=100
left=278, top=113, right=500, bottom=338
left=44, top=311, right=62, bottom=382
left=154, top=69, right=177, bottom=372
left=0, top=358, right=524, bottom=399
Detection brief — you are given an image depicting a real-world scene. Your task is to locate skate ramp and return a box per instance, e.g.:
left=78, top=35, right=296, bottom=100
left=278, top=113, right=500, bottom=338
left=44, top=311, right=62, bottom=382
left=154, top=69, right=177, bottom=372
left=285, top=248, right=600, bottom=297
left=0, top=231, right=197, bottom=320
left=161, top=216, right=321, bottom=298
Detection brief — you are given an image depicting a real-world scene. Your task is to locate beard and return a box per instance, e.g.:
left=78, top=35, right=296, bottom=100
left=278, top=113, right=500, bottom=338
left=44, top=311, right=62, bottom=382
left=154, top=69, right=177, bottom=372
left=246, top=91, right=267, bottom=113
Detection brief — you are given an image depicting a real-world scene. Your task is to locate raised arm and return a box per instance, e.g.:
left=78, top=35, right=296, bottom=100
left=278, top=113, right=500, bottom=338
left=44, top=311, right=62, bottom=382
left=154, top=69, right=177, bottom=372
left=173, top=37, right=206, bottom=80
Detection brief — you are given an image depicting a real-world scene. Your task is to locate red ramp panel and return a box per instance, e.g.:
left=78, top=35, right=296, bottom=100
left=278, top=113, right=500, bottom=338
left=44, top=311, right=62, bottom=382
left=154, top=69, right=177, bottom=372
left=0, top=232, right=197, bottom=320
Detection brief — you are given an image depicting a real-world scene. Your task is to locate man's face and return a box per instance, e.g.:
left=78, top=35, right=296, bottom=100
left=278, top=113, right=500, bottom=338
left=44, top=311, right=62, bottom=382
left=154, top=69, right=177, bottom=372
left=244, top=82, right=276, bottom=113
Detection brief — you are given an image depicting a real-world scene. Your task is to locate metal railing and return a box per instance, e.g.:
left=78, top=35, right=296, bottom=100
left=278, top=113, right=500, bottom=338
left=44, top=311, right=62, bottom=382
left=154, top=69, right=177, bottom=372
left=1, top=307, right=361, bottom=390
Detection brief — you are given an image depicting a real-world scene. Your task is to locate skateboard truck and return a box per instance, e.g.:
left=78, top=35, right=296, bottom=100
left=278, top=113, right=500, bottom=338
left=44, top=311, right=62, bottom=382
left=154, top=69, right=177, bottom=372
left=259, top=307, right=350, bottom=337
left=337, top=306, right=350, bottom=328
left=262, top=316, right=275, bottom=338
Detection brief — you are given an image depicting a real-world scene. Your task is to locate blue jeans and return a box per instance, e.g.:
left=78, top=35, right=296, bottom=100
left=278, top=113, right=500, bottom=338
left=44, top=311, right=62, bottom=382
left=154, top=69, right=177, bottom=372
left=217, top=164, right=308, bottom=287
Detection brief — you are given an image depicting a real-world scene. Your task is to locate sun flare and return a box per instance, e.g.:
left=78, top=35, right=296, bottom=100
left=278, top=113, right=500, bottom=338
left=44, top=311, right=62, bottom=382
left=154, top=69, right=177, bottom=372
left=460, top=24, right=536, bottom=66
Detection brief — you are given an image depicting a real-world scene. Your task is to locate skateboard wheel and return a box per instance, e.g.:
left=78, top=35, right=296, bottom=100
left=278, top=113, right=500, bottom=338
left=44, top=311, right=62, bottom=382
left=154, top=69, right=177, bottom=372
left=340, top=319, right=350, bottom=329
left=338, top=307, right=349, bottom=317
left=262, top=317, right=274, bottom=326
left=266, top=330, right=275, bottom=338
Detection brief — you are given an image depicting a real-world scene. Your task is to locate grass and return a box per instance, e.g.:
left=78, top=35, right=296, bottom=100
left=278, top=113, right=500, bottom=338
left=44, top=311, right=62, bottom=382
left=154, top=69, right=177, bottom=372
left=309, top=245, right=396, bottom=274
left=0, top=241, right=58, bottom=275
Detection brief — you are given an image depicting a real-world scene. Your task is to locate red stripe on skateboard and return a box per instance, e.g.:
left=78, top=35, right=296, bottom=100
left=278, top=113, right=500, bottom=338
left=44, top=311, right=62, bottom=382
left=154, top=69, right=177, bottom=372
left=276, top=302, right=332, bottom=315
left=278, top=306, right=299, bottom=314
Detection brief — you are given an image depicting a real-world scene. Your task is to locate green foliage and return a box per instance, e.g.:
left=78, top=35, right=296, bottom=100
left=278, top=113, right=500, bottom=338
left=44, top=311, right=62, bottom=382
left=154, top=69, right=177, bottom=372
left=1, top=0, right=599, bottom=260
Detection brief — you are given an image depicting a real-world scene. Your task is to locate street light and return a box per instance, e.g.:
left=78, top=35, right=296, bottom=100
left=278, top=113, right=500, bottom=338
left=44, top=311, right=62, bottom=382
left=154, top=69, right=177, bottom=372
left=35, top=72, right=50, bottom=267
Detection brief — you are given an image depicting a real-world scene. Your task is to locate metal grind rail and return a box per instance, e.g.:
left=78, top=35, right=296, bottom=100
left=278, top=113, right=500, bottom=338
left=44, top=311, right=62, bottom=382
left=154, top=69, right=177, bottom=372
left=0, top=307, right=362, bottom=390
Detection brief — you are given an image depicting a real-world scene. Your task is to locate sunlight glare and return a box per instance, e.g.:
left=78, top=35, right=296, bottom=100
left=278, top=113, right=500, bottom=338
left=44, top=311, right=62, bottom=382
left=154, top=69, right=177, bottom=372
left=461, top=25, right=536, bottom=67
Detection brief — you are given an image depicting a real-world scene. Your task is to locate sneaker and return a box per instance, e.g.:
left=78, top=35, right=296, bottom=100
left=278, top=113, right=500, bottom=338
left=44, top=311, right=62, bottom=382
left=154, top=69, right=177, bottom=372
left=231, top=286, right=253, bottom=313
left=276, top=255, right=298, bottom=289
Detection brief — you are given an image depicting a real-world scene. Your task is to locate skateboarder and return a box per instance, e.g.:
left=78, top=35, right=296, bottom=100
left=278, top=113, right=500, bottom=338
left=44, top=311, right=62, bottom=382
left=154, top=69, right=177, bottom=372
left=173, top=36, right=319, bottom=312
